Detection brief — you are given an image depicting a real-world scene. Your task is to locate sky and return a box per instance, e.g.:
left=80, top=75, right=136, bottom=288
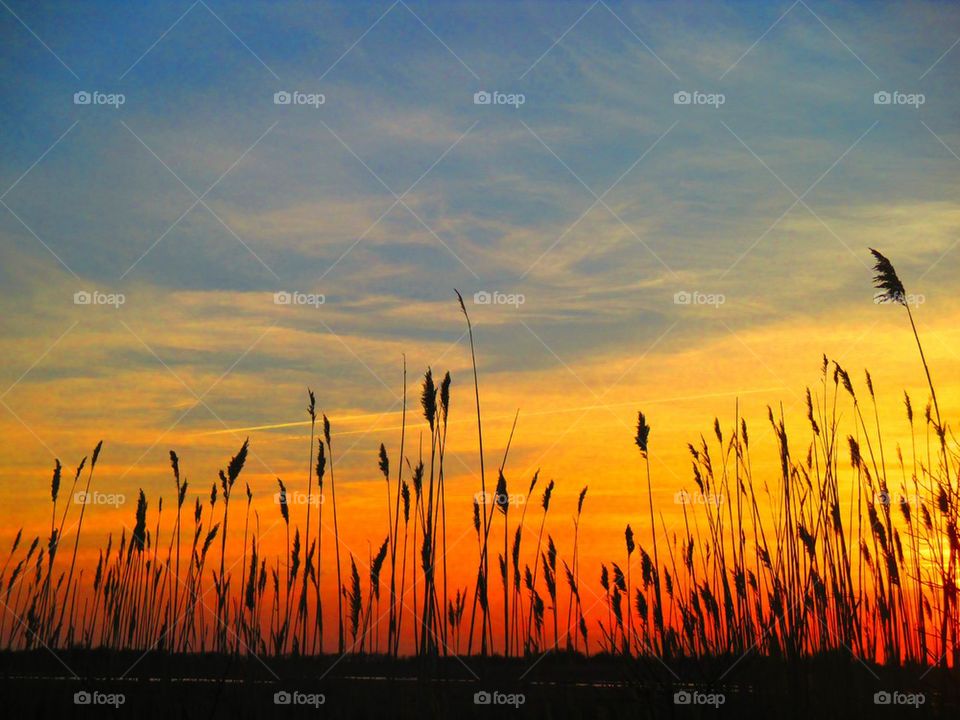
left=1, top=0, right=960, bottom=651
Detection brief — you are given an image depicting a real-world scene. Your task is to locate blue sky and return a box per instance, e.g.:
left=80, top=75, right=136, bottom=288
left=3, top=2, right=957, bottom=296
left=6, top=3, right=960, bottom=666
left=1, top=0, right=959, bottom=485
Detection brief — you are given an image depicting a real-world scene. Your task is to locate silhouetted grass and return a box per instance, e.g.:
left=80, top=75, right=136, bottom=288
left=2, top=249, right=958, bottom=676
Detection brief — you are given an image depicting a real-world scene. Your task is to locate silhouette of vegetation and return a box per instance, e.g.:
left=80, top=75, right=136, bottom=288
left=2, top=250, right=958, bottom=675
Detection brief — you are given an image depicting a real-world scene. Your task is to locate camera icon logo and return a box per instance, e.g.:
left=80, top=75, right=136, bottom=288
left=474, top=91, right=491, bottom=105
left=74, top=290, right=92, bottom=305
left=74, top=91, right=91, bottom=105
left=274, top=690, right=292, bottom=705
left=674, top=489, right=691, bottom=505
left=673, top=91, right=691, bottom=105
left=674, top=290, right=692, bottom=305
left=473, top=290, right=492, bottom=305
left=274, top=291, right=292, bottom=305
left=874, top=691, right=892, bottom=705
left=874, top=91, right=891, bottom=105
left=474, top=690, right=492, bottom=705
left=674, top=690, right=692, bottom=705
left=74, top=690, right=92, bottom=705
left=274, top=91, right=292, bottom=105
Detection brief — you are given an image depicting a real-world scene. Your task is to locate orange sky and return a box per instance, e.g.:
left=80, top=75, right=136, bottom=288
left=2, top=296, right=958, bottom=653
left=2, top=0, right=960, bottom=656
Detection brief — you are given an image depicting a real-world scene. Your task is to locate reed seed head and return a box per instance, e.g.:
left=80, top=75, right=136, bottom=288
left=635, top=412, right=651, bottom=457
left=276, top=478, right=289, bottom=525
left=51, top=459, right=61, bottom=504
left=91, top=440, right=103, bottom=469
left=169, top=450, right=180, bottom=488
left=378, top=443, right=389, bottom=481
left=495, top=471, right=509, bottom=515
left=440, top=371, right=451, bottom=422
left=421, top=368, right=437, bottom=432
left=226, top=438, right=249, bottom=488
left=542, top=479, right=554, bottom=511
left=577, top=485, right=588, bottom=516
left=316, top=439, right=326, bottom=489
left=870, top=248, right=906, bottom=305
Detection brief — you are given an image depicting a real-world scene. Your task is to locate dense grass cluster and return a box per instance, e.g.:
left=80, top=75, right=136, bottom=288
left=1, top=251, right=957, bottom=666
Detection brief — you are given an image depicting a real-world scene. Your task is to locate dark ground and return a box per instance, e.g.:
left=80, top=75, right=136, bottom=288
left=0, top=649, right=954, bottom=718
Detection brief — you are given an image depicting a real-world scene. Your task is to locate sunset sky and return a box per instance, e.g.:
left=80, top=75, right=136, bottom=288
left=2, top=1, right=960, bottom=651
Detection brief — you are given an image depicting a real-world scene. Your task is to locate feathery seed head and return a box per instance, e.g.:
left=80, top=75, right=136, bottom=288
left=577, top=485, right=588, bottom=516
left=378, top=443, right=389, bottom=481
left=542, top=479, right=555, bottom=511
left=848, top=436, right=861, bottom=469
left=635, top=411, right=651, bottom=456
left=421, top=368, right=437, bottom=432
left=131, top=490, right=147, bottom=556
left=276, top=478, right=289, bottom=525
left=440, top=371, right=451, bottom=422
left=51, top=459, right=62, bottom=504
left=169, top=451, right=180, bottom=488
left=495, top=471, right=509, bottom=515
left=315, top=439, right=326, bottom=489
left=412, top=461, right=424, bottom=498
left=870, top=248, right=906, bottom=305
left=227, top=439, right=249, bottom=487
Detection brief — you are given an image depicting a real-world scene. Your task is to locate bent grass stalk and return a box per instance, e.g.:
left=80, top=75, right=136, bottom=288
left=3, top=252, right=957, bottom=670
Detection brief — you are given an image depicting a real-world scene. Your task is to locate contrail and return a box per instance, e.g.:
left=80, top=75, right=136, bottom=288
left=195, top=386, right=788, bottom=437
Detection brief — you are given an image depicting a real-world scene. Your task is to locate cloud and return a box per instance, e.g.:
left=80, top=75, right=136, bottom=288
left=2, top=1, right=960, bottom=507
